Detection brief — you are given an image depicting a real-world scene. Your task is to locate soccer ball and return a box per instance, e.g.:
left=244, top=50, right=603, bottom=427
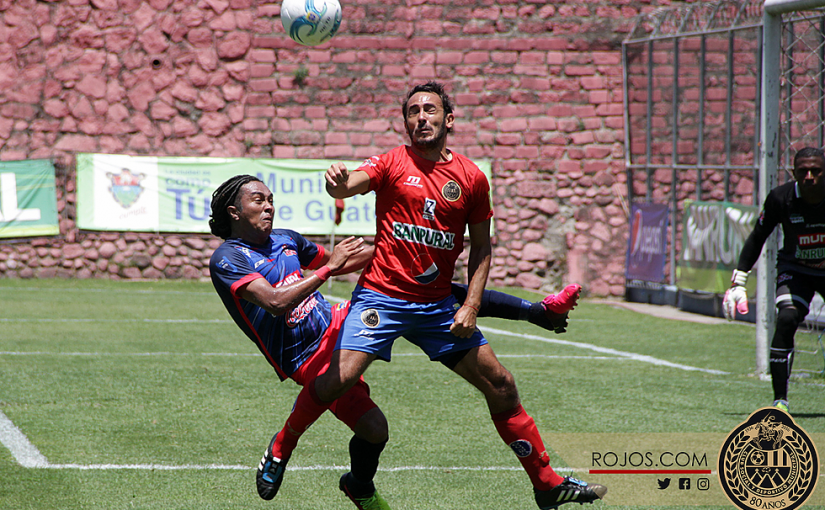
left=281, top=0, right=343, bottom=47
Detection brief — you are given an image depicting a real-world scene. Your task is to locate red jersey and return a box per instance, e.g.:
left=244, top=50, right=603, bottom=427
left=356, top=145, right=493, bottom=302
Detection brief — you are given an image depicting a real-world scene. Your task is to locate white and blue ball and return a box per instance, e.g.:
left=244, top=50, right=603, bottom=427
left=281, top=0, right=342, bottom=47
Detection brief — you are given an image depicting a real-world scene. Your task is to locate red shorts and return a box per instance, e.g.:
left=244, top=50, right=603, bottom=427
left=291, top=301, right=377, bottom=430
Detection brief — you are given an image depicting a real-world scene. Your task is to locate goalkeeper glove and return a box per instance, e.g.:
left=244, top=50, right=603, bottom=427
left=723, top=269, right=749, bottom=320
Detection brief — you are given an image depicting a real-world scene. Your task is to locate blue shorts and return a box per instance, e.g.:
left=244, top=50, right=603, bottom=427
left=335, top=285, right=488, bottom=362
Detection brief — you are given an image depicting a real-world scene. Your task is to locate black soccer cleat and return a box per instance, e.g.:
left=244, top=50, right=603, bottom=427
left=528, top=305, right=569, bottom=333
left=256, top=434, right=288, bottom=500
left=535, top=477, right=607, bottom=509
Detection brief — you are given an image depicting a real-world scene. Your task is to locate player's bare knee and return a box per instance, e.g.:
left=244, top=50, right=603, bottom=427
left=354, top=408, right=389, bottom=444
left=484, top=368, right=519, bottom=404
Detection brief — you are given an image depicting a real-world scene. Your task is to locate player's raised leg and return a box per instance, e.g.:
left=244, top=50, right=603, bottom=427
left=449, top=283, right=581, bottom=333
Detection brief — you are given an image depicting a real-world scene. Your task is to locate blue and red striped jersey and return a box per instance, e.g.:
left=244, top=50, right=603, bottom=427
left=210, top=229, right=330, bottom=381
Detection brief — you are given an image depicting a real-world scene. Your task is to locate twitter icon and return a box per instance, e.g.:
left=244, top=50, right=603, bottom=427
left=657, top=478, right=671, bottom=490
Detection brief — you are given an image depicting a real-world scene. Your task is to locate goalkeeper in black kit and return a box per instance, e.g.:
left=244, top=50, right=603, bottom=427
left=723, top=146, right=825, bottom=413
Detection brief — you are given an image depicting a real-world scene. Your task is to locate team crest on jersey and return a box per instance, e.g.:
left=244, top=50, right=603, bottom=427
left=282, top=247, right=297, bottom=257
left=423, top=198, right=436, bottom=220
left=361, top=309, right=380, bottom=328
left=442, top=180, right=461, bottom=202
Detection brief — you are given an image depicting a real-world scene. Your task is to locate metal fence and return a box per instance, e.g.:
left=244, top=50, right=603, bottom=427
left=623, top=0, right=825, bottom=286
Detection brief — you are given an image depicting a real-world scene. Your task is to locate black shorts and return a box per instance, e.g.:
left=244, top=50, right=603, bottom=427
left=775, top=270, right=825, bottom=314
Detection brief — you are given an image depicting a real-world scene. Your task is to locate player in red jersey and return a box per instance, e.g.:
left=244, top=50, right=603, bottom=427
left=268, top=82, right=605, bottom=510
left=209, top=175, right=580, bottom=509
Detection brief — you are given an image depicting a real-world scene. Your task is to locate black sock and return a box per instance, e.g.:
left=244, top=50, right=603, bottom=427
left=450, top=283, right=530, bottom=320
left=770, top=348, right=793, bottom=401
left=348, top=435, right=387, bottom=497
left=528, top=303, right=568, bottom=333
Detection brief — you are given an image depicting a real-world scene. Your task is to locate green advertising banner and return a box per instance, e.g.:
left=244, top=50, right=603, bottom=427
left=0, top=159, right=59, bottom=238
left=76, top=153, right=492, bottom=236
left=677, top=200, right=759, bottom=294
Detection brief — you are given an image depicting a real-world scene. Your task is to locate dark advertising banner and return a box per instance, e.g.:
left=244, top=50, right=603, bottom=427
left=626, top=203, right=668, bottom=283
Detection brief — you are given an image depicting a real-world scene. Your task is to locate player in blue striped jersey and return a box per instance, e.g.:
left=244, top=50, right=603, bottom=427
left=209, top=175, right=580, bottom=508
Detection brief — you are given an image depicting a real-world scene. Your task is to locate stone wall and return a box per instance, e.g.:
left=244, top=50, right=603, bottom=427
left=0, top=0, right=661, bottom=295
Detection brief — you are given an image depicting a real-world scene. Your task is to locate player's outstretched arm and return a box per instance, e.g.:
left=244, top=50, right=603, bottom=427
left=326, top=244, right=374, bottom=276
left=241, top=236, right=365, bottom=316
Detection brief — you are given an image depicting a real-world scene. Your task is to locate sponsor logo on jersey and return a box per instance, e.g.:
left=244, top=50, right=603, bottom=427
left=415, top=262, right=439, bottom=284
left=286, top=294, right=318, bottom=327
left=798, top=233, right=825, bottom=247
left=718, top=407, right=818, bottom=510
left=790, top=214, right=805, bottom=224
left=392, top=221, right=455, bottom=250
left=795, top=246, right=825, bottom=260
left=442, top=180, right=461, bottom=201
left=217, top=257, right=236, bottom=271
left=275, top=270, right=303, bottom=288
left=404, top=175, right=423, bottom=188
left=254, top=259, right=266, bottom=269
left=423, top=198, right=436, bottom=221
left=509, top=440, right=533, bottom=458
left=360, top=156, right=379, bottom=169
left=361, top=309, right=380, bottom=328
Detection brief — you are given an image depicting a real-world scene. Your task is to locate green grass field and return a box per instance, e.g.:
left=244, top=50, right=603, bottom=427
left=0, top=279, right=823, bottom=509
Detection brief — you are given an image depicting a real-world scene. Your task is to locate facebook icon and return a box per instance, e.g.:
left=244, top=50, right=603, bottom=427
left=679, top=478, right=691, bottom=490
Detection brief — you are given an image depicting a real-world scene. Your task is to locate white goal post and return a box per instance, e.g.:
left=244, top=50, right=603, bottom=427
left=759, top=0, right=825, bottom=377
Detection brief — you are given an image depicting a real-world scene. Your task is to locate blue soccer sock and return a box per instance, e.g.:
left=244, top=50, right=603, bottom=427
left=450, top=283, right=531, bottom=320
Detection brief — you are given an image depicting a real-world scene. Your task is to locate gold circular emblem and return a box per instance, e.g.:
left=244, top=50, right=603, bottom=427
left=360, top=309, right=380, bottom=328
left=718, top=408, right=818, bottom=510
left=442, top=180, right=461, bottom=202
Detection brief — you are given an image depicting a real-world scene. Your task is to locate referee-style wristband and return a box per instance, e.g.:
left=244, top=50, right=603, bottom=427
left=314, top=266, right=331, bottom=282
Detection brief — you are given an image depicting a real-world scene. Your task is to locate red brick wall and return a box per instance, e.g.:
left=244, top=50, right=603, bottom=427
left=0, top=0, right=654, bottom=296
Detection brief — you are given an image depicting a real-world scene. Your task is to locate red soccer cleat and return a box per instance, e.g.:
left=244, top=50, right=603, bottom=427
left=541, top=284, right=582, bottom=315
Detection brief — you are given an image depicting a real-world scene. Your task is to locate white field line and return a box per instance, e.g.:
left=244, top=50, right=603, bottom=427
left=40, top=462, right=588, bottom=473
left=0, top=287, right=214, bottom=296
left=481, top=326, right=729, bottom=376
left=0, top=414, right=588, bottom=473
left=0, top=410, right=49, bottom=468
left=0, top=351, right=621, bottom=361
left=1, top=311, right=722, bottom=373
left=0, top=318, right=231, bottom=323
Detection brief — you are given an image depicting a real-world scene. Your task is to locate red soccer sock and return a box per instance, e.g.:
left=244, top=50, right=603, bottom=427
left=272, top=379, right=332, bottom=460
left=491, top=404, right=564, bottom=491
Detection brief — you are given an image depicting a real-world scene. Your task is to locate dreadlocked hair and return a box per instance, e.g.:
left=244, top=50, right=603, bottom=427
left=209, top=174, right=261, bottom=239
